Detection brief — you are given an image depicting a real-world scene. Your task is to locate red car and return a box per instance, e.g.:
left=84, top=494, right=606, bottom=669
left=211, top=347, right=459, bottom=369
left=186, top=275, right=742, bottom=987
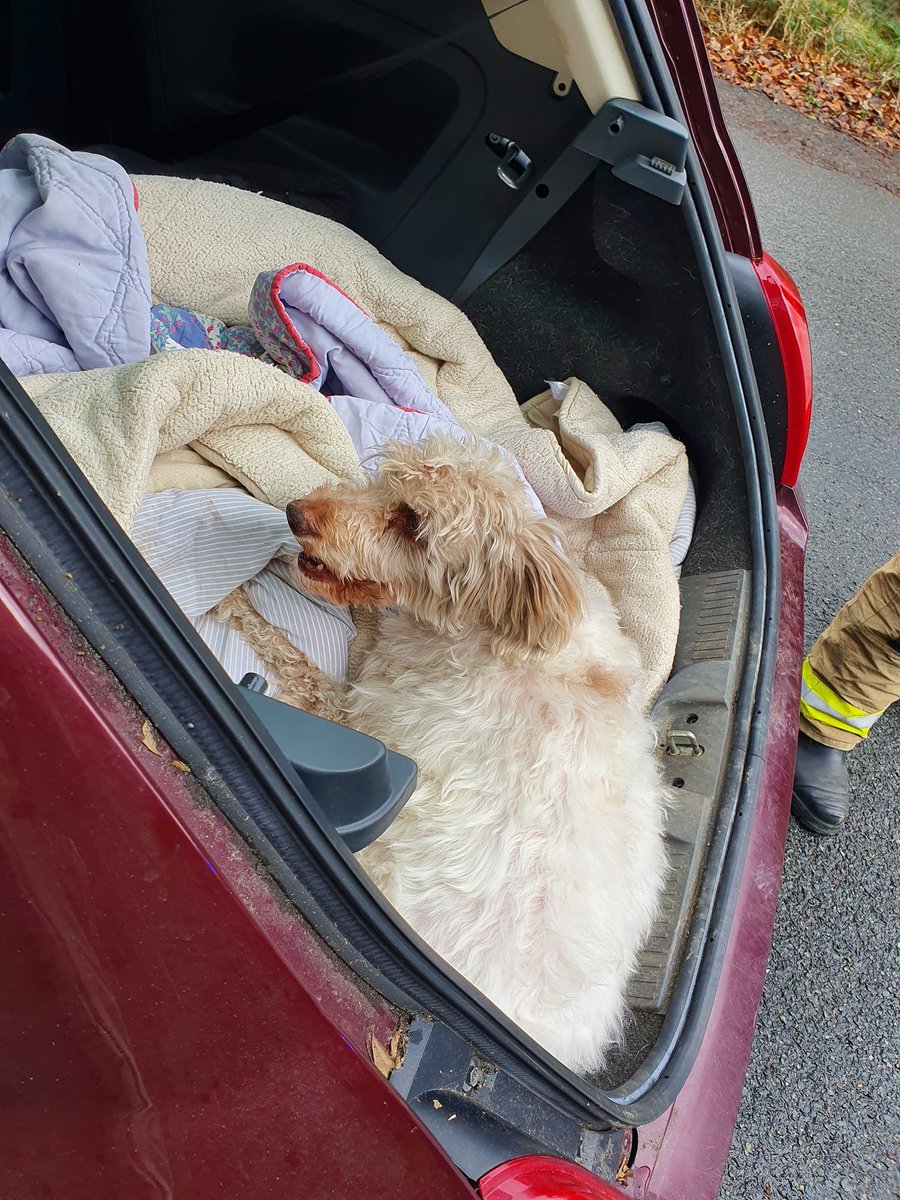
left=0, top=1, right=811, bottom=1197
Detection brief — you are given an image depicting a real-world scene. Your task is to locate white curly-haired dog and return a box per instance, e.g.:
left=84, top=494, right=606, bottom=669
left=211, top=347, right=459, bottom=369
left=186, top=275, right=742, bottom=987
left=286, top=435, right=668, bottom=1072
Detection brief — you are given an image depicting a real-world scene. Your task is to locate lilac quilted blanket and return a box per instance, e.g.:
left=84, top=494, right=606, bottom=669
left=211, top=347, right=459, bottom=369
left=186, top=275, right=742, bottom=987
left=151, top=262, right=540, bottom=506
left=0, top=135, right=151, bottom=375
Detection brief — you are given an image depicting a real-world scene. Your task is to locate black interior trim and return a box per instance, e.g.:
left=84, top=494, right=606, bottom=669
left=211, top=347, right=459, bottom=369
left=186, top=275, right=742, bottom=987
left=133, top=0, right=530, bottom=161
left=727, top=252, right=789, bottom=481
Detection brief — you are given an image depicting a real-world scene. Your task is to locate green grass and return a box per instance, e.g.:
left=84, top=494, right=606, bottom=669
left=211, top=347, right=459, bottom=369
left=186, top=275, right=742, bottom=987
left=704, top=0, right=900, bottom=82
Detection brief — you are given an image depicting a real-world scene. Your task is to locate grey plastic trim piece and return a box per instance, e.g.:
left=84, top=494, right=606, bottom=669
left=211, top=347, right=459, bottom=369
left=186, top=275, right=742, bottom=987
left=628, top=570, right=750, bottom=1013
left=453, top=97, right=689, bottom=303
left=236, top=675, right=417, bottom=853
left=389, top=1016, right=625, bottom=1180
left=576, top=99, right=688, bottom=204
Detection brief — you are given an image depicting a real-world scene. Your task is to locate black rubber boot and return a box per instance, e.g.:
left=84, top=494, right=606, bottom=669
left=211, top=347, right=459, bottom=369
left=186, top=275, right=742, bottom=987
left=791, top=732, right=850, bottom=835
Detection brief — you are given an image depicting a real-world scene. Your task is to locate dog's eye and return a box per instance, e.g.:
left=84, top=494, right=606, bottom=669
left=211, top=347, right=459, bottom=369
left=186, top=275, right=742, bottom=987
left=390, top=504, right=423, bottom=539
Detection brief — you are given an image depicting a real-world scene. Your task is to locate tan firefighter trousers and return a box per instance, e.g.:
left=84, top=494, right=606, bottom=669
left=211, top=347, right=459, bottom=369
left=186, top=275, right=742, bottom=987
left=799, top=551, right=900, bottom=752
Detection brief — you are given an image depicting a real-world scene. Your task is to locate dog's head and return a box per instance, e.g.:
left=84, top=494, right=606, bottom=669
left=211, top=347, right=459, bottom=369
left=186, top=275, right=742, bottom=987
left=286, top=435, right=582, bottom=660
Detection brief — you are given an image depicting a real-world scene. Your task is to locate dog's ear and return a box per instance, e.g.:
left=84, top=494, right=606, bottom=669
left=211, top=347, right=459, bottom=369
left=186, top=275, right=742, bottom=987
left=377, top=440, right=456, bottom=488
left=483, top=519, right=583, bottom=660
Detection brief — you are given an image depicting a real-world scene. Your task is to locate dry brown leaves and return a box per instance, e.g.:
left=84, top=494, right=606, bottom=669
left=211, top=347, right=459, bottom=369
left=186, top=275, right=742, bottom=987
left=704, top=24, right=900, bottom=153
left=140, top=720, right=191, bottom=773
left=368, top=1027, right=406, bottom=1079
left=140, top=719, right=162, bottom=755
left=615, top=1161, right=635, bottom=1184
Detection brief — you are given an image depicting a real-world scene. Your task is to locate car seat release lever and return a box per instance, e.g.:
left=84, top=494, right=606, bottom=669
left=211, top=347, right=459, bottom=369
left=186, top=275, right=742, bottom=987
left=236, top=673, right=416, bottom=852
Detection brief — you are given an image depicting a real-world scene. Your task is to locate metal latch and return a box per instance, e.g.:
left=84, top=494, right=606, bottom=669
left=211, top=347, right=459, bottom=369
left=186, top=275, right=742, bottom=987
left=574, top=99, right=688, bottom=205
left=486, top=133, right=535, bottom=190
left=665, top=730, right=704, bottom=757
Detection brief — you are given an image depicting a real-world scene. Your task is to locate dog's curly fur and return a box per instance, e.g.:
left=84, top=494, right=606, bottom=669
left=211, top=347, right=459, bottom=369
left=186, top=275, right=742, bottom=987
left=286, top=435, right=668, bottom=1072
left=212, top=586, right=345, bottom=722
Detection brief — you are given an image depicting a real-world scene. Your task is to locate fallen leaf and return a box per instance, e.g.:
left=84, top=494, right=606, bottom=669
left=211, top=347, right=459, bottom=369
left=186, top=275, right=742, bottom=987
left=388, top=1029, right=406, bottom=1069
left=141, top=721, right=161, bottom=755
left=368, top=1029, right=395, bottom=1079
left=432, top=1099, right=442, bottom=1109
left=615, top=1162, right=634, bottom=1184
left=699, top=8, right=900, bottom=155
left=171, top=760, right=191, bottom=773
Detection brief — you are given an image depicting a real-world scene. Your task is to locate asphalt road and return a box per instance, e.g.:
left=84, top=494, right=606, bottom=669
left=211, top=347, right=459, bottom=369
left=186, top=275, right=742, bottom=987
left=713, top=84, right=900, bottom=1200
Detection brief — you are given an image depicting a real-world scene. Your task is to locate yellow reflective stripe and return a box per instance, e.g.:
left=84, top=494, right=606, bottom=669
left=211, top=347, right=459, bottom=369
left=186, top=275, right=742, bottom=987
left=801, top=660, right=883, bottom=721
left=800, top=659, right=884, bottom=739
left=800, top=698, right=871, bottom=738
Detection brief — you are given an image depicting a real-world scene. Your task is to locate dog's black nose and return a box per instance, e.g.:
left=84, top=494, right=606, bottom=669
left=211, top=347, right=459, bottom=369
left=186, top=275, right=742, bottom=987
left=286, top=501, right=309, bottom=536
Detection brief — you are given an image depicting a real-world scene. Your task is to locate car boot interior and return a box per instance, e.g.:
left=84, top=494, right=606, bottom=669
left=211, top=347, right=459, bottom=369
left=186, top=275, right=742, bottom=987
left=0, top=0, right=761, bottom=1100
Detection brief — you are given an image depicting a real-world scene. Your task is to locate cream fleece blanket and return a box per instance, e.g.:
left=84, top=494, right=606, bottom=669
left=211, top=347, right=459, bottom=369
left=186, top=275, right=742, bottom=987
left=20, top=175, right=689, bottom=699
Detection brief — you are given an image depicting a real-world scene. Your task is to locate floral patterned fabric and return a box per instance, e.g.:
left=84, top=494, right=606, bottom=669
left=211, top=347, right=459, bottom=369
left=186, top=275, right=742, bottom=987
left=150, top=303, right=264, bottom=359
left=149, top=264, right=542, bottom=512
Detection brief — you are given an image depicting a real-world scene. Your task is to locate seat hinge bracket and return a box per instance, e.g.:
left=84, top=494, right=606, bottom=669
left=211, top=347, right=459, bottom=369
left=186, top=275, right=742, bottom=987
left=575, top=98, right=689, bottom=205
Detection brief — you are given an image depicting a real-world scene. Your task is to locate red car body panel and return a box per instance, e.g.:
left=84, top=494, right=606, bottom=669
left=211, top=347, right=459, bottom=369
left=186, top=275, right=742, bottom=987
left=0, top=538, right=472, bottom=1200
left=644, top=0, right=763, bottom=260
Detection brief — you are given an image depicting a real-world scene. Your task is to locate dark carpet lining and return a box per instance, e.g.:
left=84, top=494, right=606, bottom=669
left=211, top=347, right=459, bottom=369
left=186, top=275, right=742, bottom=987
left=463, top=174, right=752, bottom=582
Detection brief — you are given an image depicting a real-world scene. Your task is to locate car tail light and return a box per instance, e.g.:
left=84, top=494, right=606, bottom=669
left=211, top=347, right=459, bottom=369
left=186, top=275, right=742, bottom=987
left=752, top=251, right=813, bottom=488
left=477, top=1155, right=625, bottom=1199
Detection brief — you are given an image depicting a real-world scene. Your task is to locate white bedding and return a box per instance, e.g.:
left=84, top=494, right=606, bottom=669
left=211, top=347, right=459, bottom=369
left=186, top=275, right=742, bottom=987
left=132, top=489, right=354, bottom=694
